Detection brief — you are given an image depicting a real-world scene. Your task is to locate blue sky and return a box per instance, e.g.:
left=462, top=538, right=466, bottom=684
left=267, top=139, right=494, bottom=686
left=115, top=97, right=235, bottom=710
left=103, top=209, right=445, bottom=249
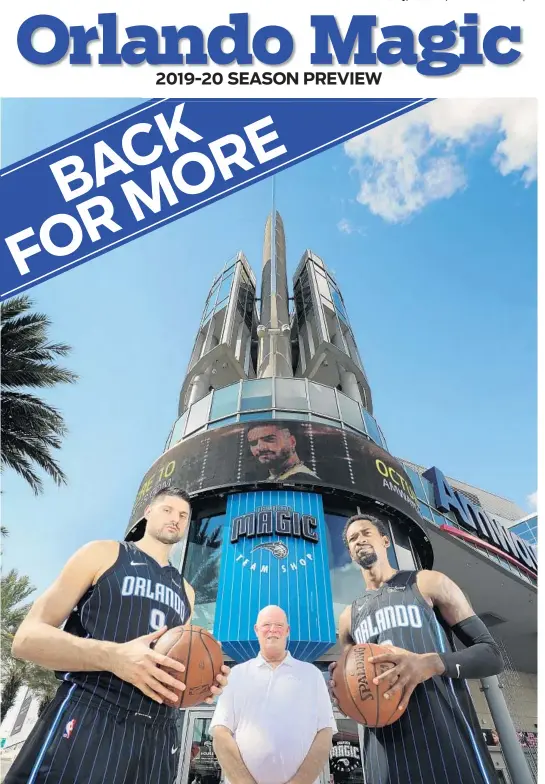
left=1, top=98, right=537, bottom=596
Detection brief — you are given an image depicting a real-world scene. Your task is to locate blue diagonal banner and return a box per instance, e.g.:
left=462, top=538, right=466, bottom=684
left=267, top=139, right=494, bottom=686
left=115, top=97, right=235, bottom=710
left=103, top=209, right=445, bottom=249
left=0, top=98, right=431, bottom=300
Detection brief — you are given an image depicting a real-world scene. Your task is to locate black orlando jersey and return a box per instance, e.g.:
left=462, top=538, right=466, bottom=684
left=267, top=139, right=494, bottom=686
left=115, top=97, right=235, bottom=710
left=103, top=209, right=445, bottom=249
left=59, top=541, right=191, bottom=717
left=350, top=570, right=498, bottom=784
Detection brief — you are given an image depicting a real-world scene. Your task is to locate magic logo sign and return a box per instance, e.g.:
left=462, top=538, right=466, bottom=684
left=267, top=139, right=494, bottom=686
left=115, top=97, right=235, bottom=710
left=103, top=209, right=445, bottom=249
left=214, top=490, right=335, bottom=662
left=230, top=505, right=319, bottom=543
left=231, top=505, right=318, bottom=575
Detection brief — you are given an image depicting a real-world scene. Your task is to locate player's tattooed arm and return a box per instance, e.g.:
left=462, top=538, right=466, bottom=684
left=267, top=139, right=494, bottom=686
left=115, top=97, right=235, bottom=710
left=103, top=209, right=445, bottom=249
left=11, top=541, right=188, bottom=704
left=417, top=569, right=475, bottom=626
left=419, top=570, right=503, bottom=680
left=370, top=571, right=503, bottom=705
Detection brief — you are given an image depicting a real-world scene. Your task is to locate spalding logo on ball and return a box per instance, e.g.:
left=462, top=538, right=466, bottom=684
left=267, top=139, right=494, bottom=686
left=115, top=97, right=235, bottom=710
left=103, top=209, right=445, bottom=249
left=153, top=625, right=224, bottom=708
left=332, top=643, right=406, bottom=727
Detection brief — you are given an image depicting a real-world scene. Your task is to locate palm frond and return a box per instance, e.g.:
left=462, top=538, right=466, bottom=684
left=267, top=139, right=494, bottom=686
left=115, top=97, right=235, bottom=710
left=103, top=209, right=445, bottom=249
left=0, top=296, right=78, bottom=494
left=0, top=295, right=32, bottom=323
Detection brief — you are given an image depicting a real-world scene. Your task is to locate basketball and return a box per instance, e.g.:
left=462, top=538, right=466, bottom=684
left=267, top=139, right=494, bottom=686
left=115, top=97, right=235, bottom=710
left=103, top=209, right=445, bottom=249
left=332, top=643, right=406, bottom=727
left=153, top=625, right=224, bottom=708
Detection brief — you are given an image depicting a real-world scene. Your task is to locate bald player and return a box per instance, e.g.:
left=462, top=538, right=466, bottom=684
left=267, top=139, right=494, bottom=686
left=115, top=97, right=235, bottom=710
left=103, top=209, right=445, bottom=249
left=7, top=486, right=230, bottom=784
left=331, top=511, right=504, bottom=784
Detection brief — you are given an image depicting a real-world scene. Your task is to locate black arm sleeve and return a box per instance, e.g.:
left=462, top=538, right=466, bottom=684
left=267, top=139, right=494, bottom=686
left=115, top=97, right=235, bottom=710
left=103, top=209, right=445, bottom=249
left=439, top=615, right=504, bottom=679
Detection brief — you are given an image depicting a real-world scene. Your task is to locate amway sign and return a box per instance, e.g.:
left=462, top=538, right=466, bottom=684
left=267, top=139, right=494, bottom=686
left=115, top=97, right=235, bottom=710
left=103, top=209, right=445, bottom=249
left=423, top=467, right=537, bottom=574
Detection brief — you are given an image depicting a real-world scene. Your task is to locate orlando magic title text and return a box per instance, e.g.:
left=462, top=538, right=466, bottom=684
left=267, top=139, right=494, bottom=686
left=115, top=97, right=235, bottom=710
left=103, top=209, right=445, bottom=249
left=17, top=13, right=522, bottom=77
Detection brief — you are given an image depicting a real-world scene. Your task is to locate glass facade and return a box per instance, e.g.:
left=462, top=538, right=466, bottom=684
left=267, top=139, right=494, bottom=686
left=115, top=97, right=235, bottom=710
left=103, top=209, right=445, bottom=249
left=168, top=379, right=387, bottom=450
left=291, top=254, right=371, bottom=412
left=181, top=255, right=259, bottom=414
left=201, top=264, right=235, bottom=326
left=182, top=515, right=225, bottom=631
left=510, top=515, right=538, bottom=547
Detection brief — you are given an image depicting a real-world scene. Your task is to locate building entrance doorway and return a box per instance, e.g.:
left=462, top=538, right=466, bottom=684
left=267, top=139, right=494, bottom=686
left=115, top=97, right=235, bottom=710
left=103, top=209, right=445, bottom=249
left=177, top=710, right=365, bottom=784
left=321, top=716, right=365, bottom=784
left=178, top=710, right=222, bottom=784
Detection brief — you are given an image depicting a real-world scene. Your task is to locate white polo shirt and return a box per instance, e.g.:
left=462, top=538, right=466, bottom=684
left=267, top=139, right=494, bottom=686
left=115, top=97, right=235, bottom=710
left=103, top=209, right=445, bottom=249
left=210, top=652, right=337, bottom=784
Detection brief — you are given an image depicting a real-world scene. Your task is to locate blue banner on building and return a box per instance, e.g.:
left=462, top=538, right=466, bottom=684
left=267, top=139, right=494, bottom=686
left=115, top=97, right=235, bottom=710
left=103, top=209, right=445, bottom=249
left=0, top=98, right=430, bottom=300
left=213, top=489, right=336, bottom=662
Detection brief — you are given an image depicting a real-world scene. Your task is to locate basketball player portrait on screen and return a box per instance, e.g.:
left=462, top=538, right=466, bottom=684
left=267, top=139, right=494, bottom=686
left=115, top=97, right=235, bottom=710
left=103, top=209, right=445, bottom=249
left=330, top=511, right=504, bottom=784
left=246, top=422, right=320, bottom=482
left=6, top=487, right=230, bottom=784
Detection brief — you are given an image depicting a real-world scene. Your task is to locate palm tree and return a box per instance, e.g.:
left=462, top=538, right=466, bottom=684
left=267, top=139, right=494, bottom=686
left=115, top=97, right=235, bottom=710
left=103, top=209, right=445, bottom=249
left=0, top=570, right=59, bottom=720
left=0, top=569, right=35, bottom=720
left=1, top=295, right=78, bottom=494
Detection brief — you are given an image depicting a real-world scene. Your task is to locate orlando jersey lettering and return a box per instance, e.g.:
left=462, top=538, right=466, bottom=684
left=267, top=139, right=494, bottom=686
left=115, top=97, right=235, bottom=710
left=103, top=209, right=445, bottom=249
left=351, top=570, right=498, bottom=784
left=353, top=603, right=423, bottom=643
left=59, top=541, right=191, bottom=717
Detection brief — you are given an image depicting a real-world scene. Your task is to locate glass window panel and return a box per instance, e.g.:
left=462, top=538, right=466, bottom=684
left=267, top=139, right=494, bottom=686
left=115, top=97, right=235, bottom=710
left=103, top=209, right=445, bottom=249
left=182, top=515, right=226, bottom=631
left=420, top=475, right=436, bottom=507
left=432, top=511, right=445, bottom=527
left=239, top=411, right=273, bottom=422
left=331, top=288, right=348, bottom=323
left=316, top=272, right=332, bottom=302
left=185, top=393, right=211, bottom=434
left=275, top=378, right=308, bottom=410
left=443, top=508, right=458, bottom=525
left=169, top=412, right=187, bottom=446
left=338, top=392, right=364, bottom=431
left=390, top=521, right=417, bottom=570
left=419, top=503, right=434, bottom=522
left=217, top=273, right=234, bottom=304
left=311, top=414, right=341, bottom=427
left=403, top=465, right=427, bottom=503
left=202, top=299, right=215, bottom=322
left=308, top=382, right=339, bottom=418
left=240, top=379, right=272, bottom=411
left=362, top=409, right=381, bottom=444
left=207, top=415, right=237, bottom=430
left=274, top=410, right=309, bottom=421
left=210, top=383, right=240, bottom=420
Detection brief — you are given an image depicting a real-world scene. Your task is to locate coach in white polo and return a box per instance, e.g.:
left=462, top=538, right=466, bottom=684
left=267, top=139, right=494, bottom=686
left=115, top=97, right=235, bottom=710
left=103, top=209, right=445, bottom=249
left=210, top=605, right=336, bottom=784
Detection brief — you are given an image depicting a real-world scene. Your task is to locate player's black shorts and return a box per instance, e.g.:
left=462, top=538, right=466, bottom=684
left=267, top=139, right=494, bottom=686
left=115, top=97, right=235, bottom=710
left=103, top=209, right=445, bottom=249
left=5, top=682, right=180, bottom=784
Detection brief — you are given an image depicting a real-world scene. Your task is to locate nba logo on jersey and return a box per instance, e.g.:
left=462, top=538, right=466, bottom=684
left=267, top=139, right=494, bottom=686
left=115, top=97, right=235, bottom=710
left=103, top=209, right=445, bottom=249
left=63, top=719, right=76, bottom=739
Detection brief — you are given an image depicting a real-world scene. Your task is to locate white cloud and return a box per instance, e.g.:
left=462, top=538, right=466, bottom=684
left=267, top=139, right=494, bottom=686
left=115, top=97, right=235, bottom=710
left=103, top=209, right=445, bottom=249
left=337, top=218, right=365, bottom=235
left=344, top=99, right=537, bottom=223
left=527, top=491, right=537, bottom=511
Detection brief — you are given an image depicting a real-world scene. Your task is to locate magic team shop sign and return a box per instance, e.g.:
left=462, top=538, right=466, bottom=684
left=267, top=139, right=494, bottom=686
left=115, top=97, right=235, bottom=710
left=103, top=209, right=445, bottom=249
left=230, top=505, right=319, bottom=544
left=214, top=490, right=336, bottom=662
left=330, top=739, right=362, bottom=774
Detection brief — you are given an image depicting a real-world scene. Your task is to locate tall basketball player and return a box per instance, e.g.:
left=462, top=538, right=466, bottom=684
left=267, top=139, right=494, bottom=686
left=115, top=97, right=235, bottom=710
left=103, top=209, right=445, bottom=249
left=6, top=486, right=229, bottom=784
left=330, top=511, right=504, bottom=784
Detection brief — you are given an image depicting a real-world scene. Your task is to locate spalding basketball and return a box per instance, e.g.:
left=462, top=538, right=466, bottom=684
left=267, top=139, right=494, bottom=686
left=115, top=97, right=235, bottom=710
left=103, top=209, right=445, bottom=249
left=153, top=625, right=224, bottom=708
left=332, top=643, right=405, bottom=727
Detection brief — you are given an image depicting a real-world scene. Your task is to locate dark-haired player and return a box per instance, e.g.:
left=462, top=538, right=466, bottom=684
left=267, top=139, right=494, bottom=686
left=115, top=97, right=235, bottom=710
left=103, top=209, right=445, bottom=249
left=330, top=511, right=504, bottom=784
left=7, top=487, right=230, bottom=784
